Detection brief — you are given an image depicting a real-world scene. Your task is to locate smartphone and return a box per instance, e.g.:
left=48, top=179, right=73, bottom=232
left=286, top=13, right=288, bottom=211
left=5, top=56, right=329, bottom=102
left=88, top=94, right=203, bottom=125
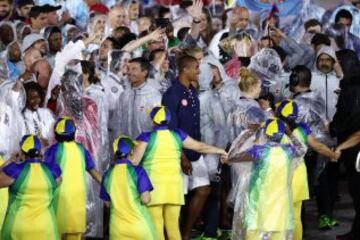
left=155, top=18, right=170, bottom=29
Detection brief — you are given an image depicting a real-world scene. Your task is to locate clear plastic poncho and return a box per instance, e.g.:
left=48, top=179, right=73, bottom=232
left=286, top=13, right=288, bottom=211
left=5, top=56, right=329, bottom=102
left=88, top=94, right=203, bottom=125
left=200, top=83, right=230, bottom=180
left=226, top=98, right=266, bottom=142
left=293, top=91, right=332, bottom=146
left=109, top=81, right=162, bottom=140
left=293, top=91, right=335, bottom=180
left=228, top=128, right=307, bottom=240
left=58, top=69, right=104, bottom=238
left=0, top=61, right=25, bottom=158
left=248, top=48, right=283, bottom=87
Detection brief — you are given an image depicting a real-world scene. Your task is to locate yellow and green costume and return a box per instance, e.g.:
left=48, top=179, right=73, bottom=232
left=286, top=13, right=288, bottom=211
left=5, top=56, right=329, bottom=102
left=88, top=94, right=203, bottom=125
left=1, top=158, right=61, bottom=240
left=100, top=159, right=155, bottom=240
left=44, top=141, right=95, bottom=235
left=137, top=125, right=188, bottom=240
left=0, top=155, right=8, bottom=232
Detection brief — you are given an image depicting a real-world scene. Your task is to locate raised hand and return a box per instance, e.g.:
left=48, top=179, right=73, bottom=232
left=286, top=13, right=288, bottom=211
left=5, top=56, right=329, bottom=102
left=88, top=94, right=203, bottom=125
left=148, top=28, right=166, bottom=41
left=187, top=0, right=203, bottom=21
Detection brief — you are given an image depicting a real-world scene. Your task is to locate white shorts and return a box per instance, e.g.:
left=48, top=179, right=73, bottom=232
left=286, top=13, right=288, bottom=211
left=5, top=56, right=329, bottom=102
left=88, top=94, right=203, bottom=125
left=183, top=155, right=210, bottom=195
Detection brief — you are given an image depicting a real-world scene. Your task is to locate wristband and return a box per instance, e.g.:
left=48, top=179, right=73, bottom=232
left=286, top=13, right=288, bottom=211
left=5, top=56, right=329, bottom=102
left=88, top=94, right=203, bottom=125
left=193, top=19, right=200, bottom=24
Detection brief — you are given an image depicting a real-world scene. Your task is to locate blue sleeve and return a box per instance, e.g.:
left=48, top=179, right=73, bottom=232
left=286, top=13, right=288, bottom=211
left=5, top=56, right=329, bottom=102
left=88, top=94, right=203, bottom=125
left=99, top=173, right=111, bottom=202
left=44, top=145, right=57, bottom=163
left=134, top=166, right=153, bottom=194
left=174, top=129, right=188, bottom=141
left=84, top=149, right=95, bottom=171
left=247, top=145, right=264, bottom=160
left=162, top=88, right=179, bottom=129
left=136, top=132, right=151, bottom=143
left=3, top=162, right=24, bottom=179
left=298, top=122, right=312, bottom=136
left=44, top=161, right=62, bottom=179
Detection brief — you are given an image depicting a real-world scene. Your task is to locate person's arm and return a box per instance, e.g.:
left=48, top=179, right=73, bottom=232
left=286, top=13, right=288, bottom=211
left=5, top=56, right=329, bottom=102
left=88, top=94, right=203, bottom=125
left=84, top=149, right=101, bottom=184
left=135, top=166, right=153, bottom=204
left=229, top=151, right=253, bottom=163
left=99, top=173, right=111, bottom=208
left=121, top=28, right=165, bottom=52
left=131, top=141, right=148, bottom=166
left=187, top=0, right=203, bottom=40
left=308, top=135, right=338, bottom=161
left=334, top=59, right=344, bottom=79
left=140, top=191, right=151, bottom=204
left=88, top=169, right=101, bottom=184
left=336, top=130, right=360, bottom=152
left=183, top=136, right=228, bottom=161
left=0, top=171, right=14, bottom=188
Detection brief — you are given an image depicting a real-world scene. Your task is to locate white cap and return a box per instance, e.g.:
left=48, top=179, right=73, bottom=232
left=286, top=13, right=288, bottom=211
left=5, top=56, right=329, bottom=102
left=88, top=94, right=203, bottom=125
left=21, top=33, right=45, bottom=54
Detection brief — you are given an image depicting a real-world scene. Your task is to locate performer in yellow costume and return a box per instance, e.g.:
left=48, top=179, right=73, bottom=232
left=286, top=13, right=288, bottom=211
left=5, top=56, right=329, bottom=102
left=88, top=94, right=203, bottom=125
left=132, top=106, right=228, bottom=240
left=276, top=99, right=339, bottom=240
left=44, top=117, right=101, bottom=240
left=229, top=118, right=307, bottom=240
left=0, top=135, right=61, bottom=240
left=100, top=136, right=155, bottom=240
left=0, top=155, right=8, bottom=233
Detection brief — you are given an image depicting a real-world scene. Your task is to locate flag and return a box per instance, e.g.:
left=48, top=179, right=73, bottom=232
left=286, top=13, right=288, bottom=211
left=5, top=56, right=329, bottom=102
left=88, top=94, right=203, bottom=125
left=268, top=3, right=279, bottom=20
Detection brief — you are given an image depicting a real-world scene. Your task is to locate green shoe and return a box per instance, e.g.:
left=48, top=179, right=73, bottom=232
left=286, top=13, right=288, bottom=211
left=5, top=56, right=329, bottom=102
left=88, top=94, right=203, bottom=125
left=219, top=229, right=233, bottom=240
left=329, top=217, right=339, bottom=227
left=192, top=233, right=217, bottom=240
left=319, top=215, right=332, bottom=230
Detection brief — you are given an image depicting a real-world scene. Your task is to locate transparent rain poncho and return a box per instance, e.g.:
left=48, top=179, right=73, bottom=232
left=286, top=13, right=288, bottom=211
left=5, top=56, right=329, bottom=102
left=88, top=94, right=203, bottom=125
left=293, top=91, right=333, bottom=146
left=107, top=50, right=130, bottom=90
left=293, top=91, right=335, bottom=179
left=199, top=53, right=234, bottom=91
left=0, top=60, right=25, bottom=158
left=228, top=128, right=307, bottom=240
left=109, top=81, right=162, bottom=140
left=200, top=82, right=231, bottom=180
left=58, top=69, right=104, bottom=238
left=248, top=48, right=283, bottom=87
left=226, top=98, right=266, bottom=142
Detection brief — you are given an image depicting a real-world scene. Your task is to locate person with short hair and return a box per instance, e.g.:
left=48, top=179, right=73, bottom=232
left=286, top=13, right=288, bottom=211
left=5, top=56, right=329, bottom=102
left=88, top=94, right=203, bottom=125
left=0, top=134, right=62, bottom=240
left=0, top=0, right=13, bottom=21
left=162, top=55, right=210, bottom=240
left=334, top=9, right=360, bottom=58
left=14, top=0, right=34, bottom=21
left=29, top=6, right=48, bottom=33
left=110, top=57, right=162, bottom=140
left=22, top=82, right=55, bottom=145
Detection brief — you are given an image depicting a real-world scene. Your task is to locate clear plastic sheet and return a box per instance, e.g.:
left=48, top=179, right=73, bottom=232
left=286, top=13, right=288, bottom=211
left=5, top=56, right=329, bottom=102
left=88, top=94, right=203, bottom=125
left=109, top=81, right=162, bottom=140
left=199, top=54, right=233, bottom=92
left=200, top=86, right=229, bottom=180
left=228, top=128, right=307, bottom=240
left=0, top=62, right=26, bottom=158
left=84, top=84, right=110, bottom=172
left=218, top=80, right=241, bottom=116
left=293, top=91, right=333, bottom=146
left=58, top=69, right=104, bottom=238
left=45, top=40, right=86, bottom=104
left=248, top=48, right=283, bottom=85
left=226, top=98, right=266, bottom=142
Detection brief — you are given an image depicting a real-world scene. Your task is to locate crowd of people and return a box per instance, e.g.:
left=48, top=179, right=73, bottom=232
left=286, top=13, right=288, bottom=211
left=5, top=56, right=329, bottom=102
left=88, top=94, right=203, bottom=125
left=0, top=0, right=360, bottom=239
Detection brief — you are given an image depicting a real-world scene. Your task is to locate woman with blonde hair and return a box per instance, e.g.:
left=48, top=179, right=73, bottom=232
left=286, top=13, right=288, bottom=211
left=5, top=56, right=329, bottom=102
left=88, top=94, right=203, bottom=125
left=227, top=67, right=265, bottom=142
